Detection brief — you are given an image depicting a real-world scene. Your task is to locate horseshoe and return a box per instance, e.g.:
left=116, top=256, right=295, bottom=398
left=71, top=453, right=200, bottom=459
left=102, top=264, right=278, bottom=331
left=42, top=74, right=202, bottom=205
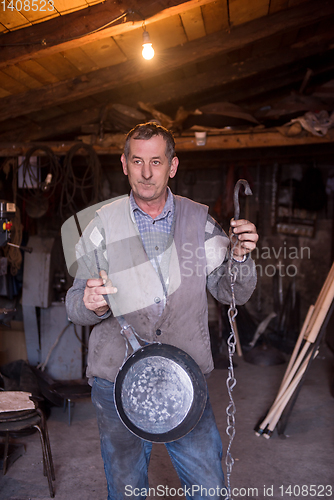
left=233, top=179, right=252, bottom=221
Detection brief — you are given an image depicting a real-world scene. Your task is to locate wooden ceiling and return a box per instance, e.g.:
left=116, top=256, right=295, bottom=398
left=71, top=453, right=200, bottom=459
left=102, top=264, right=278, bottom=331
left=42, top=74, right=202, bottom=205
left=0, top=0, right=334, bottom=154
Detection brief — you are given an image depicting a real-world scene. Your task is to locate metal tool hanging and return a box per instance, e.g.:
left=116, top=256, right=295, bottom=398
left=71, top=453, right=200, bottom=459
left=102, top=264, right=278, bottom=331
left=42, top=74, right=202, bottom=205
left=225, top=179, right=252, bottom=500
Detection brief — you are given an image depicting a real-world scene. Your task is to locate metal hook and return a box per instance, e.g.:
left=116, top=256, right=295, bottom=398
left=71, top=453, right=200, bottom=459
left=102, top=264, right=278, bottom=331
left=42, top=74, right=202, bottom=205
left=233, top=179, right=252, bottom=221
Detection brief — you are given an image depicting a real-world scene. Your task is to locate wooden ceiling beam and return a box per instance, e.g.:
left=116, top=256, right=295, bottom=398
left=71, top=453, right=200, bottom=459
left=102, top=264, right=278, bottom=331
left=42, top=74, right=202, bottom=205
left=0, top=106, right=103, bottom=142
left=0, top=0, right=332, bottom=72
left=0, top=28, right=225, bottom=122
left=232, top=64, right=334, bottom=110
left=126, top=44, right=334, bottom=111
left=1, top=54, right=328, bottom=143
left=0, top=0, right=215, bottom=69
left=1, top=129, right=334, bottom=156
left=0, top=19, right=334, bottom=131
left=1, top=1, right=334, bottom=123
left=2, top=26, right=333, bottom=142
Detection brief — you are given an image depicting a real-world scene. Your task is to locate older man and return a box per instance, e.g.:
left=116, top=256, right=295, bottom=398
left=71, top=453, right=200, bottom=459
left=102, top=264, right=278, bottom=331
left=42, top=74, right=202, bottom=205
left=66, top=122, right=258, bottom=500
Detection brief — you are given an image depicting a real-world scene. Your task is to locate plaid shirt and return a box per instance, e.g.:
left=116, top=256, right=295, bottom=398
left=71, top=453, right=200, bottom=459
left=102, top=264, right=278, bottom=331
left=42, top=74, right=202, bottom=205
left=130, top=188, right=174, bottom=265
left=130, top=188, right=175, bottom=313
left=130, top=188, right=226, bottom=253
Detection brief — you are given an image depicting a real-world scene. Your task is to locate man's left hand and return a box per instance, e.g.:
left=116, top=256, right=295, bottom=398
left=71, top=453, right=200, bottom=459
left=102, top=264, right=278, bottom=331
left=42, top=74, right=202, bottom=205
left=229, top=219, right=258, bottom=261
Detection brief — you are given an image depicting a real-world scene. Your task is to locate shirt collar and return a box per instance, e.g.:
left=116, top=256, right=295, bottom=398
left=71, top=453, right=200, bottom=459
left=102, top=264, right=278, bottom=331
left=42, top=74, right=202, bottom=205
left=129, top=187, right=174, bottom=221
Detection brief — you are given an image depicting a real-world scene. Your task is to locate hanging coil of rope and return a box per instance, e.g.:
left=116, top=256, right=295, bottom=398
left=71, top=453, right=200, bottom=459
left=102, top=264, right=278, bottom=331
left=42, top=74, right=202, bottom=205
left=18, top=145, right=62, bottom=198
left=14, top=145, right=62, bottom=219
left=3, top=149, right=59, bottom=274
left=60, top=143, right=102, bottom=220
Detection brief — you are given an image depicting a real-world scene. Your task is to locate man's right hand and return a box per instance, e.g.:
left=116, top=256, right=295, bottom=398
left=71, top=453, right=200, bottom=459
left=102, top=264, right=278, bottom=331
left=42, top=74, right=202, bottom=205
left=83, top=270, right=117, bottom=316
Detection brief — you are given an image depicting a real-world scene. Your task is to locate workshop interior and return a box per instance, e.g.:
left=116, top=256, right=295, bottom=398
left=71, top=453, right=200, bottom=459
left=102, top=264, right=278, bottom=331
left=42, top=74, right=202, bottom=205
left=0, top=0, right=334, bottom=498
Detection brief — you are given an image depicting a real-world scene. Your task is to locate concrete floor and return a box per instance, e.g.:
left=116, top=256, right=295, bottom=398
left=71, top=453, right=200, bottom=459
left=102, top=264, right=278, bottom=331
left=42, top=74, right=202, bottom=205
left=0, top=344, right=333, bottom=500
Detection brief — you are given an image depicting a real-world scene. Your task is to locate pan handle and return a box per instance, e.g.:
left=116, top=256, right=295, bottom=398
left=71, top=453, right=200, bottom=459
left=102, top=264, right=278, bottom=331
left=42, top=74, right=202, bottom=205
left=94, top=248, right=149, bottom=355
left=121, top=325, right=143, bottom=352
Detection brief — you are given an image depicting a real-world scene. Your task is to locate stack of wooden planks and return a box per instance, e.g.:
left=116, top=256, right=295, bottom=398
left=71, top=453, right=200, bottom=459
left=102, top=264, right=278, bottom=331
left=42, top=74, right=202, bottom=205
left=255, top=261, right=334, bottom=438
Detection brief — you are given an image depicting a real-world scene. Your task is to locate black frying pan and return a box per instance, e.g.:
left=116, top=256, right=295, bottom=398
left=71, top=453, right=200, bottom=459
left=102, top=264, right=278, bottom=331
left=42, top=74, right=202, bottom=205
left=91, top=250, right=207, bottom=443
left=114, top=326, right=207, bottom=443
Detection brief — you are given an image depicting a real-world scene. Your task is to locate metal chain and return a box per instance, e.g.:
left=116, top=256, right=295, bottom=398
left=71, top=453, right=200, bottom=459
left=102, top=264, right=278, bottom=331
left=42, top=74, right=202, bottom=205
left=225, top=237, right=239, bottom=500
left=225, top=178, right=252, bottom=500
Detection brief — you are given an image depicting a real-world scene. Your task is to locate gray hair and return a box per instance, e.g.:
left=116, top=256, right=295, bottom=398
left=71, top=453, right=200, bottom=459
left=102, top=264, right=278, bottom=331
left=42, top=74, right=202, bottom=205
left=123, top=122, right=176, bottom=165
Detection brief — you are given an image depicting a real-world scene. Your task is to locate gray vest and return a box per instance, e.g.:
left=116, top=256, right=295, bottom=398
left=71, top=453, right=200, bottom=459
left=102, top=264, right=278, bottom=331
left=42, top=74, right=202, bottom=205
left=86, top=194, right=214, bottom=382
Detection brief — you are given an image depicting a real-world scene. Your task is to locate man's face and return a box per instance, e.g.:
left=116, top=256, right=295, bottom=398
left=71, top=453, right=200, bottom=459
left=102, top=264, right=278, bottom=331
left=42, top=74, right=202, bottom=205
left=121, top=134, right=178, bottom=206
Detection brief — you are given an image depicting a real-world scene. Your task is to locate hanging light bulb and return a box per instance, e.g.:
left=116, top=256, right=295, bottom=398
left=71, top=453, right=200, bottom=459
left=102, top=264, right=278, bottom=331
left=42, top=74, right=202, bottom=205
left=142, top=28, right=154, bottom=60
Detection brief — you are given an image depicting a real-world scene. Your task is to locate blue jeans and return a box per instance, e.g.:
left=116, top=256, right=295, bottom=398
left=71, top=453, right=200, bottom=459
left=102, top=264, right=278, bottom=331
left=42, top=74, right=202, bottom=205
left=92, top=377, right=227, bottom=500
